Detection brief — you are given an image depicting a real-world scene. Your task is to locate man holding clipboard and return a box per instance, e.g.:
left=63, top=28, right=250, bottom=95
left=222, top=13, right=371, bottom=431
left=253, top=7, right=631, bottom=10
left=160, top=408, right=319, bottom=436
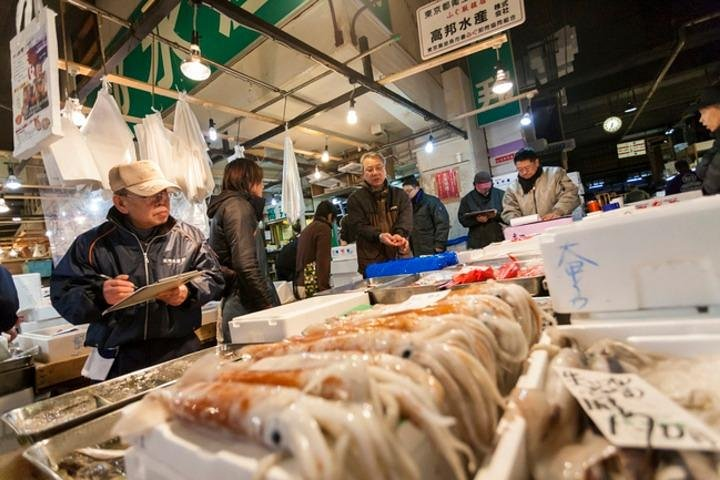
left=458, top=171, right=506, bottom=249
left=51, top=161, right=224, bottom=379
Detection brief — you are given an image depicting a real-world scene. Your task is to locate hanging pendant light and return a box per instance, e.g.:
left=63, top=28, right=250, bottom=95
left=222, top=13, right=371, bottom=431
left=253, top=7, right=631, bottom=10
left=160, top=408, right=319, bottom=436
left=346, top=99, right=358, bottom=125
left=491, top=46, right=513, bottom=95
left=424, top=134, right=435, bottom=154
left=4, top=166, right=21, bottom=190
left=321, top=137, right=330, bottom=163
left=0, top=196, right=9, bottom=214
left=181, top=4, right=211, bottom=81
left=208, top=118, right=218, bottom=142
left=520, top=112, right=532, bottom=126
left=314, top=165, right=322, bottom=180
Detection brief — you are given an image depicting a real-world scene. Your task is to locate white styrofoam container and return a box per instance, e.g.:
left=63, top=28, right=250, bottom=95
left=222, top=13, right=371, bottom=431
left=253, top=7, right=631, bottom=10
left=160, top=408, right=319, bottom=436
left=229, top=292, right=369, bottom=344
left=330, top=258, right=358, bottom=274
left=125, top=416, right=447, bottom=480
left=331, top=244, right=357, bottom=260
left=475, top=318, right=720, bottom=480
left=15, top=324, right=90, bottom=363
left=20, top=317, right=72, bottom=334
left=20, top=305, right=60, bottom=323
left=201, top=302, right=221, bottom=325
left=540, top=195, right=720, bottom=313
left=330, top=272, right=362, bottom=288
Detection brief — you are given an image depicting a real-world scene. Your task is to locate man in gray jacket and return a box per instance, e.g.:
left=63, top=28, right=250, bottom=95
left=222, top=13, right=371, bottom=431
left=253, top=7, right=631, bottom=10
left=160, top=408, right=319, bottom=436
left=694, top=85, right=720, bottom=195
left=501, top=148, right=580, bottom=223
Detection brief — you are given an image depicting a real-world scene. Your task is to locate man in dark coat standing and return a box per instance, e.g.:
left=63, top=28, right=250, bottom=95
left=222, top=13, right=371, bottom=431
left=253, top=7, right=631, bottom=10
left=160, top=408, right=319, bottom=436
left=458, top=171, right=505, bottom=249
left=402, top=176, right=450, bottom=256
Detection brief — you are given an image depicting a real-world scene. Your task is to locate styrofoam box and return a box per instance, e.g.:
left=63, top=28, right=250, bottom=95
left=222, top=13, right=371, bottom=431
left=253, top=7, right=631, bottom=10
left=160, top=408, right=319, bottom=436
left=330, top=257, right=358, bottom=274
left=331, top=244, right=357, bottom=260
left=15, top=324, right=90, bottom=363
left=540, top=195, right=720, bottom=314
left=201, top=302, right=221, bottom=325
left=475, top=318, right=720, bottom=480
left=20, top=305, right=61, bottom=323
left=229, top=292, right=369, bottom=344
left=125, top=416, right=448, bottom=480
left=331, top=272, right=362, bottom=288
left=503, top=216, right=573, bottom=241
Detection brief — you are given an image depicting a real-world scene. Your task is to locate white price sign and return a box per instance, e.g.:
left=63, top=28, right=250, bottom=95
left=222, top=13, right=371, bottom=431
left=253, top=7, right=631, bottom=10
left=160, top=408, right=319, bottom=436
left=556, top=367, right=720, bottom=451
left=376, top=291, right=450, bottom=316
left=416, top=0, right=526, bottom=60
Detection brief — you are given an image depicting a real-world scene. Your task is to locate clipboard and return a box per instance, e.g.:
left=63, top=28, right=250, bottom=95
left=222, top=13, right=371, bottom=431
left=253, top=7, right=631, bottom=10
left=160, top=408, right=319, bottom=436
left=102, top=270, right=203, bottom=315
left=462, top=209, right=497, bottom=219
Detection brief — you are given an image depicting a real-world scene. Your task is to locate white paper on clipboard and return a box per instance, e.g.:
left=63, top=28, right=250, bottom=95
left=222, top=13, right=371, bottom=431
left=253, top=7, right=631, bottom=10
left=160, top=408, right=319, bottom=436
left=102, top=270, right=203, bottom=316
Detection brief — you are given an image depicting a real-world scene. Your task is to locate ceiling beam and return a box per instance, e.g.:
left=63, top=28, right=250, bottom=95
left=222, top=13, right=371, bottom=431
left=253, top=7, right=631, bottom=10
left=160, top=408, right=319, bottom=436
left=77, top=0, right=181, bottom=100
left=201, top=0, right=467, bottom=140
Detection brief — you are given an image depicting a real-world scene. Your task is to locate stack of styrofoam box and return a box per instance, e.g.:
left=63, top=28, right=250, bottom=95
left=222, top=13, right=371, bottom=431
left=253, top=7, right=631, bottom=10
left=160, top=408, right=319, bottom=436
left=15, top=324, right=90, bottom=363
left=14, top=273, right=71, bottom=333
left=331, top=243, right=362, bottom=287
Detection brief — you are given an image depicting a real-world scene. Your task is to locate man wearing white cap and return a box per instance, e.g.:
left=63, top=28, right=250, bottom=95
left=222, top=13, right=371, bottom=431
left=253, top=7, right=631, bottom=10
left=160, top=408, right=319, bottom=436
left=51, top=161, right=224, bottom=379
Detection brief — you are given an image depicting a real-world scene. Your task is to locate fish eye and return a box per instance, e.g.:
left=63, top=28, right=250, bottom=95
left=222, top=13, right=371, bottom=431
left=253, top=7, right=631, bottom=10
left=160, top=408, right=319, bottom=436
left=270, top=429, right=282, bottom=445
left=401, top=348, right=412, bottom=359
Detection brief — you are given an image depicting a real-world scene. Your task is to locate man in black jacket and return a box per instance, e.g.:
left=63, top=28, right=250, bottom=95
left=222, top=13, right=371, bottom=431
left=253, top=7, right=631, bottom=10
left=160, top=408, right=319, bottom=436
left=458, top=171, right=506, bottom=249
left=402, top=176, right=450, bottom=256
left=0, top=266, right=20, bottom=340
left=694, top=85, right=720, bottom=195
left=51, top=161, right=224, bottom=378
left=347, top=152, right=412, bottom=275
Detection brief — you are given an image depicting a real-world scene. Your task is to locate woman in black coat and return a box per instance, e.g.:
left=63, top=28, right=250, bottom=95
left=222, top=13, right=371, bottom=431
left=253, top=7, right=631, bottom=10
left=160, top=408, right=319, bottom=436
left=208, top=159, right=278, bottom=343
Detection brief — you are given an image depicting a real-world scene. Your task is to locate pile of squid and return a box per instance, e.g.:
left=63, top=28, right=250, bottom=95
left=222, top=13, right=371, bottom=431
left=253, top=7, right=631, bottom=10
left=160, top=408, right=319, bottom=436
left=509, top=330, right=720, bottom=479
left=117, top=281, right=546, bottom=480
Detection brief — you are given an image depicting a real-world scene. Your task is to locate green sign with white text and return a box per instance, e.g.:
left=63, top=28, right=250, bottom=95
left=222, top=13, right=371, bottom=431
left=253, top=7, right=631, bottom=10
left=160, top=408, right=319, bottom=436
left=93, top=0, right=308, bottom=118
left=467, top=41, right=520, bottom=127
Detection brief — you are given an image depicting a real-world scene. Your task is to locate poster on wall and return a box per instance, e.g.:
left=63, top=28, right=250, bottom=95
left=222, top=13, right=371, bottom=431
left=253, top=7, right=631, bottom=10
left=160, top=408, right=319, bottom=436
left=434, top=168, right=460, bottom=201
left=417, top=0, right=526, bottom=60
left=10, top=3, right=62, bottom=159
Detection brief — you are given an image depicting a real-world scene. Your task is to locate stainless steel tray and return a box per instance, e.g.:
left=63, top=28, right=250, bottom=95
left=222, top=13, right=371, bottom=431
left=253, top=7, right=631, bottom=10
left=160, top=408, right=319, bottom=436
left=2, top=348, right=208, bottom=444
left=369, top=276, right=547, bottom=304
left=23, top=408, right=126, bottom=480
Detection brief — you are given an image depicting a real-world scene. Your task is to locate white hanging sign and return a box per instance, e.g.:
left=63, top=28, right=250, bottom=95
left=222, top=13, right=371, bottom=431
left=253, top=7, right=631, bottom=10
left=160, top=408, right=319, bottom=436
left=556, top=366, right=720, bottom=452
left=11, top=1, right=63, bottom=159
left=417, top=0, right=526, bottom=60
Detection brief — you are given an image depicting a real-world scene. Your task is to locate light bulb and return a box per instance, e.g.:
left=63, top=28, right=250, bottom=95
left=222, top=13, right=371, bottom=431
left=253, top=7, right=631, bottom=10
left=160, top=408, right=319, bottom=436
left=424, top=135, right=434, bottom=154
left=180, top=43, right=211, bottom=81
left=208, top=126, right=217, bottom=142
left=491, top=67, right=513, bottom=95
left=321, top=147, right=330, bottom=163
left=45, top=229, right=52, bottom=237
left=314, top=166, right=321, bottom=180
left=346, top=100, right=358, bottom=125
left=0, top=199, right=9, bottom=214
left=11, top=217, right=21, bottom=223
left=520, top=113, right=532, bottom=126
left=4, top=175, right=21, bottom=190
left=624, top=102, right=637, bottom=113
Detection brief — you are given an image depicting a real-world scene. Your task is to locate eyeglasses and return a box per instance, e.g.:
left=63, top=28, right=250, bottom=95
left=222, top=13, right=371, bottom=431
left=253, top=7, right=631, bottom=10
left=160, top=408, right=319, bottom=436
left=123, top=189, right=170, bottom=205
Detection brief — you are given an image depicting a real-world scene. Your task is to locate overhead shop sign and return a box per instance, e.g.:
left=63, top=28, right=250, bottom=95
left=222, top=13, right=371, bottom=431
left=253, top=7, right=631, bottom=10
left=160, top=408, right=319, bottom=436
left=416, top=0, right=526, bottom=60
left=617, top=140, right=647, bottom=159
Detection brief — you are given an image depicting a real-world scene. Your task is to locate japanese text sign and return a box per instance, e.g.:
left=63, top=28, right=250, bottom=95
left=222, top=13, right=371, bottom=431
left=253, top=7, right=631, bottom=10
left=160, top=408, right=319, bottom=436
left=556, top=367, right=720, bottom=451
left=417, top=0, right=525, bottom=60
left=434, top=168, right=460, bottom=201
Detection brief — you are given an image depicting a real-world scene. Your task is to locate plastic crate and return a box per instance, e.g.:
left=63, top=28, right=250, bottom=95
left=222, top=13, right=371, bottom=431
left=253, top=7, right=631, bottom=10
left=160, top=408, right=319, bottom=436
left=365, top=252, right=458, bottom=278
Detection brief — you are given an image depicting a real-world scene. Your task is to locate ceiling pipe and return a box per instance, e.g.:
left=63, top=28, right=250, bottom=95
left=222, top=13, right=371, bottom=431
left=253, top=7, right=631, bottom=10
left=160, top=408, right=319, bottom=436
left=200, top=0, right=467, bottom=140
left=623, top=11, right=720, bottom=136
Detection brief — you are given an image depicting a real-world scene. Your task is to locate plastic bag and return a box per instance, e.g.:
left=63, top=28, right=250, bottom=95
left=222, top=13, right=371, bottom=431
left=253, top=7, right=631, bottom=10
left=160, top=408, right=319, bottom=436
left=170, top=194, right=209, bottom=238
left=81, top=81, right=135, bottom=190
left=41, top=117, right=101, bottom=187
left=135, top=112, right=178, bottom=185
left=282, top=133, right=305, bottom=223
left=173, top=95, right=214, bottom=202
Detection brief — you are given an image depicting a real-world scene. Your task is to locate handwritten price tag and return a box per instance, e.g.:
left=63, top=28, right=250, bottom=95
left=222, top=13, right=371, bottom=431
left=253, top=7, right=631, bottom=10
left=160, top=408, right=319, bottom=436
left=555, top=367, right=720, bottom=451
left=376, top=291, right=451, bottom=315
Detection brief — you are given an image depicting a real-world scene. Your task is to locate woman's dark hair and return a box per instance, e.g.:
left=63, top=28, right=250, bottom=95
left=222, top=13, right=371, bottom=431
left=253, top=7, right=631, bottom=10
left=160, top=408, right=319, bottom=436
left=314, top=200, right=338, bottom=221
left=222, top=158, right=264, bottom=194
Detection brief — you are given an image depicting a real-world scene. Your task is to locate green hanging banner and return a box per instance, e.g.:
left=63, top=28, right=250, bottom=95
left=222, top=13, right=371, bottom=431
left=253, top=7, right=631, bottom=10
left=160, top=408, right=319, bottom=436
left=467, top=41, right=520, bottom=127
left=94, top=0, right=307, bottom=117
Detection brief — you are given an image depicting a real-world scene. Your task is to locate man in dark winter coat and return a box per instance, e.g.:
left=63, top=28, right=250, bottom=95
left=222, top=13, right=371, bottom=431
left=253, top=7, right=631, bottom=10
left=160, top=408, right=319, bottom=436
left=346, top=152, right=413, bottom=276
left=0, top=266, right=20, bottom=339
left=402, top=176, right=449, bottom=256
left=51, top=161, right=224, bottom=378
left=694, top=85, right=720, bottom=195
left=458, top=171, right=505, bottom=249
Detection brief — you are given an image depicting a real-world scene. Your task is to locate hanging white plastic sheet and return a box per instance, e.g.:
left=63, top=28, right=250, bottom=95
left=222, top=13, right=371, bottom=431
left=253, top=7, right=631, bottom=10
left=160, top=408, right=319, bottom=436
left=281, top=133, right=305, bottom=224
left=135, top=112, right=177, bottom=183
left=10, top=0, right=63, bottom=159
left=41, top=117, right=101, bottom=187
left=81, top=80, right=136, bottom=190
left=173, top=96, right=215, bottom=202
